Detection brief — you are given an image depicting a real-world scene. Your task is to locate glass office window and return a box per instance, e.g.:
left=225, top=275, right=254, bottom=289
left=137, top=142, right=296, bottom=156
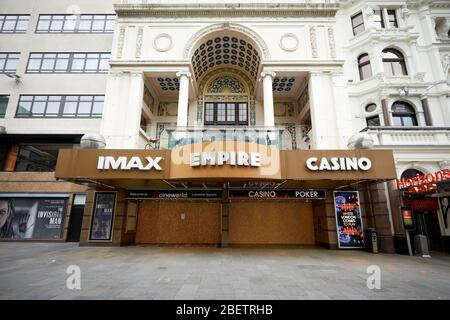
left=0, top=53, right=20, bottom=73
left=0, top=15, right=29, bottom=33
left=15, top=143, right=77, bottom=172
left=27, top=53, right=110, bottom=73
left=0, top=96, right=9, bottom=117
left=36, top=14, right=115, bottom=33
left=16, top=95, right=104, bottom=118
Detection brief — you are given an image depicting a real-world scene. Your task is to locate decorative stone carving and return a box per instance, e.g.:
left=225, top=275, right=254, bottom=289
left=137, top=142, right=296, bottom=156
left=279, top=33, right=299, bottom=52
left=327, top=26, right=336, bottom=58
left=183, top=23, right=270, bottom=60
left=309, top=26, right=318, bottom=58
left=153, top=33, right=173, bottom=52
left=117, top=27, right=126, bottom=59
left=414, top=72, right=426, bottom=82
left=135, top=26, right=143, bottom=59
left=440, top=160, right=450, bottom=171
left=207, top=76, right=245, bottom=94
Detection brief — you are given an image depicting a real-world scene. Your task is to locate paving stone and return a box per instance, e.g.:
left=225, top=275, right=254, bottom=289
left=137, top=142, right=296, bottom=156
left=0, top=243, right=449, bottom=300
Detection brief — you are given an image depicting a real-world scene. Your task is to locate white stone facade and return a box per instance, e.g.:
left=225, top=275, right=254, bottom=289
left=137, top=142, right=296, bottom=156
left=1, top=0, right=449, bottom=182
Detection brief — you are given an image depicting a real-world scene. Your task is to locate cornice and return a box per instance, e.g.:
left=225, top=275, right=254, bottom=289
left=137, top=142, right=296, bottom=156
left=114, top=3, right=339, bottom=18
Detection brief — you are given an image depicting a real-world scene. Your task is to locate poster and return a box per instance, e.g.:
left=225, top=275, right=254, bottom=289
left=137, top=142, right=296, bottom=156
left=333, top=191, right=364, bottom=249
left=90, top=192, right=116, bottom=241
left=0, top=197, right=67, bottom=240
left=401, top=206, right=415, bottom=230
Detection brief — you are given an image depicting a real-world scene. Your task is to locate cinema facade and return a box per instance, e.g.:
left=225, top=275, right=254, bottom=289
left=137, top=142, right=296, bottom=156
left=1, top=0, right=450, bottom=253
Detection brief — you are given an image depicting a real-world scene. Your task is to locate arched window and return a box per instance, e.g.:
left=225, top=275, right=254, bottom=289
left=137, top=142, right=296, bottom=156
left=358, top=53, right=372, bottom=80
left=382, top=48, right=407, bottom=76
left=401, top=169, right=424, bottom=180
left=392, top=101, right=417, bottom=126
left=365, top=103, right=380, bottom=126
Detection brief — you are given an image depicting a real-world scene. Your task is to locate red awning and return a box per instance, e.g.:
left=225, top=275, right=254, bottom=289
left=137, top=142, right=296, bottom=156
left=402, top=197, right=439, bottom=212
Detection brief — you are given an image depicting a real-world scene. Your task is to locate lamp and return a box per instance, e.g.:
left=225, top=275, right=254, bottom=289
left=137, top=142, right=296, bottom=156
left=4, top=73, right=21, bottom=84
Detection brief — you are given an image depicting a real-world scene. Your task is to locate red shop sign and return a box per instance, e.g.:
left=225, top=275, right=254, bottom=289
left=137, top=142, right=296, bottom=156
left=397, top=169, right=450, bottom=193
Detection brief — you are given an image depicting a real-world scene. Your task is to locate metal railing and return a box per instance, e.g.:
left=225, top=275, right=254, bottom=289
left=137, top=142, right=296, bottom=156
left=158, top=126, right=295, bottom=150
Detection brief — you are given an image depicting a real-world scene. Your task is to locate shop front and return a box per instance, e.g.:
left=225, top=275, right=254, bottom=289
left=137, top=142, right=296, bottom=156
left=54, top=144, right=397, bottom=252
left=397, top=168, right=450, bottom=253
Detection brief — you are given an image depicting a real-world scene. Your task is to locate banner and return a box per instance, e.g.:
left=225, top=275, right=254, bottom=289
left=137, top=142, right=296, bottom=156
left=0, top=198, right=67, bottom=240
left=228, top=189, right=326, bottom=200
left=333, top=191, right=364, bottom=248
left=89, top=192, right=116, bottom=241
left=125, top=189, right=222, bottom=199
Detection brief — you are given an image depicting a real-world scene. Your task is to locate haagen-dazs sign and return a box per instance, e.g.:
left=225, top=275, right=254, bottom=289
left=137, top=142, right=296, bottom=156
left=306, top=157, right=372, bottom=171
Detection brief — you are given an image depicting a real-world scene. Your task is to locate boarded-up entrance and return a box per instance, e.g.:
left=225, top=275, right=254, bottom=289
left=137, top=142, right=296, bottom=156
left=135, top=201, right=221, bottom=244
left=228, top=201, right=315, bottom=245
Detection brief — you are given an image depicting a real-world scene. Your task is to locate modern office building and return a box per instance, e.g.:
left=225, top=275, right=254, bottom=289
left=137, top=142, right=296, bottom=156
left=0, top=0, right=449, bottom=253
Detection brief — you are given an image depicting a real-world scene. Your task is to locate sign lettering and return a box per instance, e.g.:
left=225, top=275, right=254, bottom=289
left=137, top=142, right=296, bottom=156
left=306, top=157, right=372, bottom=171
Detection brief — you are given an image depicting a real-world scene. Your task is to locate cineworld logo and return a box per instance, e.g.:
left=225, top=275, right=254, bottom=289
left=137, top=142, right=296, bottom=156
left=306, top=157, right=372, bottom=171
left=190, top=151, right=261, bottom=167
left=97, top=156, right=163, bottom=171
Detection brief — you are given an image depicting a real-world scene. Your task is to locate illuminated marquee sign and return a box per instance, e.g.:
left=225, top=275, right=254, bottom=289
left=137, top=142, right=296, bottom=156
left=306, top=157, right=372, bottom=171
left=228, top=188, right=326, bottom=200
left=190, top=152, right=261, bottom=167
left=397, top=169, right=450, bottom=193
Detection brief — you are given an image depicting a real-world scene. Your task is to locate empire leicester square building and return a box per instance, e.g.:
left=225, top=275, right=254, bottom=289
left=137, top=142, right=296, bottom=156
left=0, top=0, right=449, bottom=254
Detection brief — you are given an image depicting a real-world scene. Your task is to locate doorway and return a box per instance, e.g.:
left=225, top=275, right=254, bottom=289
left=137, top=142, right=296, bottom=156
left=67, top=194, right=86, bottom=242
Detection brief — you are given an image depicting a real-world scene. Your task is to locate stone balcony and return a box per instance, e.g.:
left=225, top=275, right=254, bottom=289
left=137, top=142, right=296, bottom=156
left=361, top=126, right=450, bottom=148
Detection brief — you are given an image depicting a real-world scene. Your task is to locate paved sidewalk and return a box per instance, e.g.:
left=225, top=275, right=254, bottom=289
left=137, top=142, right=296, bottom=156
left=0, top=243, right=449, bottom=300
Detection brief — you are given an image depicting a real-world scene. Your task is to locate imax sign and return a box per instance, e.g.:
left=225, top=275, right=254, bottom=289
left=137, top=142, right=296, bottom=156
left=97, top=156, right=163, bottom=171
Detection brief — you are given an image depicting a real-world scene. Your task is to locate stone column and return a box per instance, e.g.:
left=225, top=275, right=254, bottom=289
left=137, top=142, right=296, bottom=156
left=421, top=97, right=433, bottom=126
left=308, top=71, right=338, bottom=149
left=176, top=71, right=191, bottom=128
left=381, top=99, right=391, bottom=126
left=261, top=72, right=276, bottom=128
left=100, top=71, right=144, bottom=149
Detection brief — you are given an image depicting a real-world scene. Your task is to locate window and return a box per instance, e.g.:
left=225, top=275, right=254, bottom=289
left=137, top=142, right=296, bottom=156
left=0, top=15, right=29, bottom=33
left=392, top=101, right=417, bottom=126
left=387, top=10, right=398, bottom=28
left=0, top=53, right=20, bottom=73
left=358, top=53, right=372, bottom=80
left=373, top=10, right=385, bottom=28
left=204, top=102, right=248, bottom=125
left=382, top=48, right=407, bottom=76
left=16, top=95, right=104, bottom=118
left=14, top=144, right=76, bottom=172
left=366, top=115, right=380, bottom=126
left=27, top=53, right=110, bottom=73
left=365, top=103, right=377, bottom=113
left=36, top=15, right=115, bottom=33
left=373, top=9, right=398, bottom=29
left=351, top=12, right=365, bottom=36
left=0, top=96, right=8, bottom=117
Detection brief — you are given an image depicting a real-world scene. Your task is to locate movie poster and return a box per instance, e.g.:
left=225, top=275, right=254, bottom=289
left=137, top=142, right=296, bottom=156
left=0, top=198, right=67, bottom=240
left=89, top=192, right=116, bottom=241
left=333, top=191, right=364, bottom=249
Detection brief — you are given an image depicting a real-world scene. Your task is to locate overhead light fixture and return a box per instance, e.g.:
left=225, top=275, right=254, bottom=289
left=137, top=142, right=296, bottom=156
left=4, top=73, right=21, bottom=84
